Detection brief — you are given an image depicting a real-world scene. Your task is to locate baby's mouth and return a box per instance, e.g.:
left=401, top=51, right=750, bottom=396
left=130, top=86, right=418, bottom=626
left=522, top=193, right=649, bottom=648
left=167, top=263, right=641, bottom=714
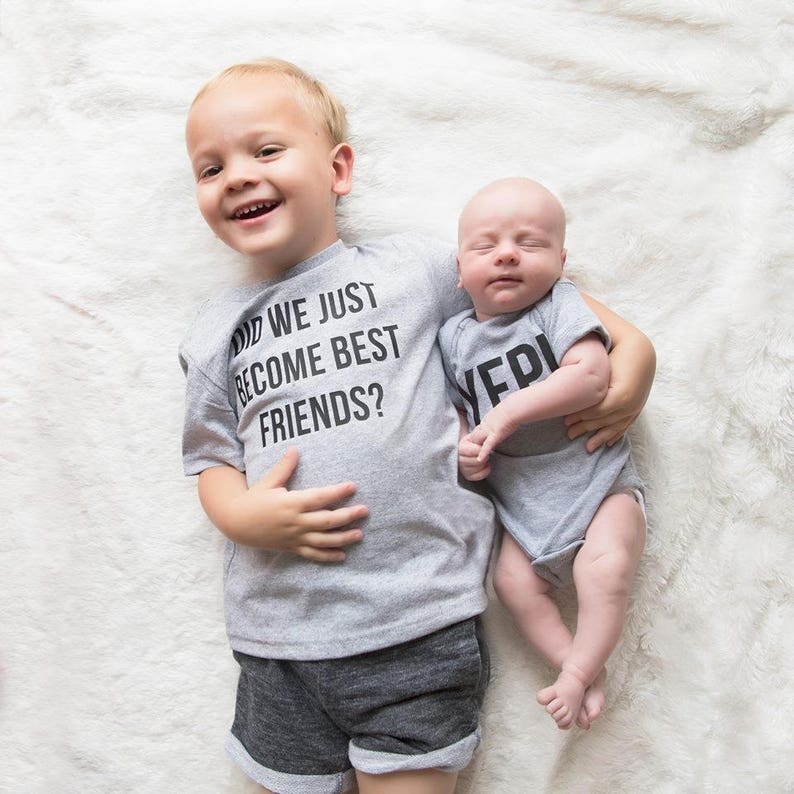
left=232, top=200, right=281, bottom=220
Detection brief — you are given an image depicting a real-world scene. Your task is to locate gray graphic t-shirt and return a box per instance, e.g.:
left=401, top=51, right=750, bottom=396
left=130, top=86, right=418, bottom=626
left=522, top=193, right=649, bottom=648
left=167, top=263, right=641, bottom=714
left=439, top=278, right=642, bottom=586
left=180, top=234, right=495, bottom=660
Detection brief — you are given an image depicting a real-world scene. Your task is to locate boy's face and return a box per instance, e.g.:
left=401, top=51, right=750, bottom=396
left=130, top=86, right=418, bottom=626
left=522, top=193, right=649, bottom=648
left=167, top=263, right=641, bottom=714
left=186, top=74, right=352, bottom=278
left=457, top=180, right=567, bottom=321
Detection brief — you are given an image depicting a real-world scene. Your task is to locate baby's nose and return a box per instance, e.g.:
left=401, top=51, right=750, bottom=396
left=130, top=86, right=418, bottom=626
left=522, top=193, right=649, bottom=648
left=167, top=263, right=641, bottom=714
left=495, top=243, right=519, bottom=263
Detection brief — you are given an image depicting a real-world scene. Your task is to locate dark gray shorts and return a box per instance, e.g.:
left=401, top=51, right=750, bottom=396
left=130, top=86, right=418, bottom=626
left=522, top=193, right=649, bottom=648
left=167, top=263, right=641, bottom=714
left=226, top=617, right=490, bottom=794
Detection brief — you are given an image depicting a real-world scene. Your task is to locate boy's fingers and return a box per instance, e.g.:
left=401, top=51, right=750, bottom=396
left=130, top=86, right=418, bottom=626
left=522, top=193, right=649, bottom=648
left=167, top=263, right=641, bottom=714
left=296, top=546, right=347, bottom=563
left=304, top=528, right=363, bottom=548
left=478, top=436, right=495, bottom=461
left=257, top=446, right=300, bottom=489
left=469, top=426, right=486, bottom=444
left=583, top=427, right=623, bottom=452
left=308, top=505, right=369, bottom=531
left=566, top=422, right=586, bottom=440
left=566, top=416, right=612, bottom=439
left=300, top=482, right=361, bottom=510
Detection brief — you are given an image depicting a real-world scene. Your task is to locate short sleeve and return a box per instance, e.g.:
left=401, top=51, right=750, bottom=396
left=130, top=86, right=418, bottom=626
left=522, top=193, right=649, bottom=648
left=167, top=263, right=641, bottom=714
left=180, top=351, right=245, bottom=475
left=539, top=279, right=610, bottom=361
left=394, top=233, right=472, bottom=322
left=437, top=313, right=468, bottom=410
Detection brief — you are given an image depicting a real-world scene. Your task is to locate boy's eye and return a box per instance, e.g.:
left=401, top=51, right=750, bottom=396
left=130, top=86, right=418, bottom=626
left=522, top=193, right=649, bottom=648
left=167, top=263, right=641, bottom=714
left=256, top=146, right=281, bottom=158
left=198, top=165, right=221, bottom=180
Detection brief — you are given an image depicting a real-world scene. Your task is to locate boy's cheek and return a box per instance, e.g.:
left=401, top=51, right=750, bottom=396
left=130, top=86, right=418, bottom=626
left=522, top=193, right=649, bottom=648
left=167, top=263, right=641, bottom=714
left=196, top=192, right=221, bottom=227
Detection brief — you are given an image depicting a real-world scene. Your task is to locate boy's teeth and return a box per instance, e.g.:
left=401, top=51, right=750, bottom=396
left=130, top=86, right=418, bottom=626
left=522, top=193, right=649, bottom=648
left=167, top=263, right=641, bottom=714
left=235, top=201, right=276, bottom=219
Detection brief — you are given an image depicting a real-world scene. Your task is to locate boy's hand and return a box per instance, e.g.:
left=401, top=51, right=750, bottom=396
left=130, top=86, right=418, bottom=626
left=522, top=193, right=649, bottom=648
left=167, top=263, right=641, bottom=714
left=459, top=433, right=491, bottom=481
left=198, top=449, right=368, bottom=562
left=564, top=381, right=639, bottom=452
left=576, top=293, right=656, bottom=452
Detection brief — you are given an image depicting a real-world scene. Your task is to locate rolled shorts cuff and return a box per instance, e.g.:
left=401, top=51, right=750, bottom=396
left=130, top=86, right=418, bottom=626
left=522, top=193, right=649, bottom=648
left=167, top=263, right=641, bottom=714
left=349, top=727, right=481, bottom=775
left=226, top=733, right=356, bottom=794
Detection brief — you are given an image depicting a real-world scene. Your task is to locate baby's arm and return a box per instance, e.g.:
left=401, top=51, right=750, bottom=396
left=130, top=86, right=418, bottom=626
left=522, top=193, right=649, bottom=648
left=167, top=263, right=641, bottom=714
left=470, top=333, right=609, bottom=461
left=568, top=295, right=656, bottom=452
left=197, top=447, right=368, bottom=563
left=457, top=408, right=491, bottom=482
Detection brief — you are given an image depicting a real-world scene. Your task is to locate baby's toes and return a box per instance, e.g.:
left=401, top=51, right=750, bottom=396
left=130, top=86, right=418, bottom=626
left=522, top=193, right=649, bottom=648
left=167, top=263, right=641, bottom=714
left=536, top=684, right=556, bottom=706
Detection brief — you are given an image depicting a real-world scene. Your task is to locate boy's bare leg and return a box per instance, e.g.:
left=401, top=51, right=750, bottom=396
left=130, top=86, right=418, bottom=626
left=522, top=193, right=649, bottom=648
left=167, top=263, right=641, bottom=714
left=537, top=493, right=645, bottom=729
left=493, top=534, right=603, bottom=728
left=356, top=769, right=457, bottom=794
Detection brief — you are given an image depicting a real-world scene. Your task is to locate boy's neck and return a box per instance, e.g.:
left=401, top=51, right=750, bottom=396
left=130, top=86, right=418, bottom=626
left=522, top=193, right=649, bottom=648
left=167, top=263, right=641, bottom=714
left=247, top=238, right=344, bottom=283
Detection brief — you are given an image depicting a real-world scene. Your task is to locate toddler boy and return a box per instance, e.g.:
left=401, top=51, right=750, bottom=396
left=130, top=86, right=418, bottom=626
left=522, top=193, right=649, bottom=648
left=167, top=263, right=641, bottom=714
left=439, top=177, right=647, bottom=731
left=180, top=60, right=654, bottom=792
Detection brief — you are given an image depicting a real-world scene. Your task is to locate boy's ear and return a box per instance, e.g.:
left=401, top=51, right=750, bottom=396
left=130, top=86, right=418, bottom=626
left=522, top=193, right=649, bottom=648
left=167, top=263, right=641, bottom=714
left=456, top=256, right=463, bottom=288
left=331, top=143, right=354, bottom=197
left=560, top=248, right=567, bottom=269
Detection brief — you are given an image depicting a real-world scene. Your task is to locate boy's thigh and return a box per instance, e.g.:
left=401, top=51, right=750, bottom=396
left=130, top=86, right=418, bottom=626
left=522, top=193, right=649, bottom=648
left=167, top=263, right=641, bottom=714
left=330, top=617, right=489, bottom=771
left=356, top=767, right=458, bottom=794
left=229, top=618, right=489, bottom=793
left=229, top=651, right=356, bottom=793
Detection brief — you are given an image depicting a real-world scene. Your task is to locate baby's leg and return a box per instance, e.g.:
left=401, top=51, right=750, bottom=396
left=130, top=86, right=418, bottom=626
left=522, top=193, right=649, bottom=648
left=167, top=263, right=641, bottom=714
left=495, top=534, right=607, bottom=729
left=493, top=533, right=572, bottom=672
left=538, top=493, right=645, bottom=729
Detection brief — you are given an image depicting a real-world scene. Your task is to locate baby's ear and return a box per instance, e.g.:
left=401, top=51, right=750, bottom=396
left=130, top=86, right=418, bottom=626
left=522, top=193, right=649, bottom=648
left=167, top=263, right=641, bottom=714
left=456, top=257, right=463, bottom=288
left=560, top=248, right=567, bottom=269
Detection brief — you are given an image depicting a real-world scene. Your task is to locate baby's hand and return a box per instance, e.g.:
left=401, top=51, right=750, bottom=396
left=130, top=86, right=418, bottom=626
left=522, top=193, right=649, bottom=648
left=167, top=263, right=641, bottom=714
left=469, top=409, right=517, bottom=462
left=458, top=433, right=491, bottom=481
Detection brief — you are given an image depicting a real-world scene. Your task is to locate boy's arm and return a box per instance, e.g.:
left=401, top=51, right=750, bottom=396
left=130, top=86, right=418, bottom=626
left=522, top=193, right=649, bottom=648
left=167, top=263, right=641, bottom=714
left=197, top=448, right=368, bottom=563
left=570, top=294, right=656, bottom=452
left=470, top=333, right=609, bottom=461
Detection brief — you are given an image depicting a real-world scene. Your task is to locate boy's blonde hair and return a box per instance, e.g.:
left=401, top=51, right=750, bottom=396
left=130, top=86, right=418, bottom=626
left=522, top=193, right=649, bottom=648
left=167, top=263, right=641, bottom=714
left=192, top=57, right=348, bottom=146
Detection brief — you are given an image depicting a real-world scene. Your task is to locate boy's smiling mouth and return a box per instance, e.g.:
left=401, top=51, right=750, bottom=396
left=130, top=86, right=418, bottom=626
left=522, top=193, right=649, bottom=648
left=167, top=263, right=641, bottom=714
left=232, top=200, right=281, bottom=221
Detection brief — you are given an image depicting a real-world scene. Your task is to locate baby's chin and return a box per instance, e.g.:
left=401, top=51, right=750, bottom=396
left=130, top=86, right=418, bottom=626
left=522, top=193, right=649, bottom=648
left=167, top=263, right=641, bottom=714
left=480, top=294, right=545, bottom=317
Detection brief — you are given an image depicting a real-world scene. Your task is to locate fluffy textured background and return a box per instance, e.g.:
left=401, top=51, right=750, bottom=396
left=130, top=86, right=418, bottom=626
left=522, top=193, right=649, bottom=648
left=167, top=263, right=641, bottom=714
left=2, top=1, right=792, bottom=792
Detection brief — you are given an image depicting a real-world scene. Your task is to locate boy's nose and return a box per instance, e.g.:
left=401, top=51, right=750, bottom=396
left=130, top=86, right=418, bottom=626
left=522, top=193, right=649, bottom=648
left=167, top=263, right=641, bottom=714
left=224, top=158, right=259, bottom=191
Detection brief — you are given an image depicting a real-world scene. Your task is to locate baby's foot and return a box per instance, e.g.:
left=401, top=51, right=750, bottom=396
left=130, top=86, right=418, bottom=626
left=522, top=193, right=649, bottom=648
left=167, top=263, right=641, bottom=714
left=577, top=668, right=607, bottom=730
left=537, top=668, right=587, bottom=730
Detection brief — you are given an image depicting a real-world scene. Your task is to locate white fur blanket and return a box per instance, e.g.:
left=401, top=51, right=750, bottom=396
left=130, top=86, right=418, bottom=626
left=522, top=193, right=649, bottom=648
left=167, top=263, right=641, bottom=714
left=2, top=2, right=792, bottom=792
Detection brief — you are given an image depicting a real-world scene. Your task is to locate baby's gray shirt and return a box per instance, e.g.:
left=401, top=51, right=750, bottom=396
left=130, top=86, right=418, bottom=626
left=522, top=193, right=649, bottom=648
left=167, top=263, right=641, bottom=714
left=438, top=278, right=642, bottom=586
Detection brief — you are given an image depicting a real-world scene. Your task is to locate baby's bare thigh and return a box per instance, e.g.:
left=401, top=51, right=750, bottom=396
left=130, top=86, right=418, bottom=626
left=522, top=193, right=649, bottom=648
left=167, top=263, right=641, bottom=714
left=580, top=492, right=646, bottom=561
left=496, top=531, right=553, bottom=594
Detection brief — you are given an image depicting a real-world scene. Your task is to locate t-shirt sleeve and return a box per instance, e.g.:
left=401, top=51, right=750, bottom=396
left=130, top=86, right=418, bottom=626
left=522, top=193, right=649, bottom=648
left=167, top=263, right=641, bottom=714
left=397, top=233, right=472, bottom=322
left=437, top=315, right=466, bottom=410
left=179, top=349, right=245, bottom=476
left=540, top=279, right=611, bottom=362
